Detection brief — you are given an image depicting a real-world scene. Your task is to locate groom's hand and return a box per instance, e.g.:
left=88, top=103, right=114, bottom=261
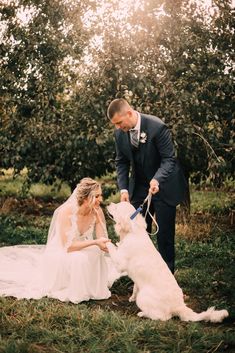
left=149, top=179, right=159, bottom=195
left=120, top=191, right=129, bottom=202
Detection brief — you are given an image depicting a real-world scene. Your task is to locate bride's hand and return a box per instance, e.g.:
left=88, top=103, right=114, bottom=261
left=96, top=237, right=111, bottom=252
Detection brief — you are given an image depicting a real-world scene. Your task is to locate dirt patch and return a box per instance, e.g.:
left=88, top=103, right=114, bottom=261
left=0, top=196, right=60, bottom=216
left=90, top=294, right=139, bottom=316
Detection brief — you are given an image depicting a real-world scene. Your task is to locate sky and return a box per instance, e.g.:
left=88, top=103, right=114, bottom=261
left=0, top=0, right=234, bottom=56
left=2, top=0, right=235, bottom=29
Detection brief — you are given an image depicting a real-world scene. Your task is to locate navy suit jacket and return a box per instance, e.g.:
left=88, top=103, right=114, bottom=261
left=114, top=113, right=187, bottom=206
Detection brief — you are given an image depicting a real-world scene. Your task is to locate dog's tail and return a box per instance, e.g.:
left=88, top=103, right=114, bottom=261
left=178, top=305, right=228, bottom=323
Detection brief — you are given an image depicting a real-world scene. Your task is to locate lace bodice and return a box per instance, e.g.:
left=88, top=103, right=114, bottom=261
left=64, top=207, right=96, bottom=250
left=73, top=219, right=96, bottom=242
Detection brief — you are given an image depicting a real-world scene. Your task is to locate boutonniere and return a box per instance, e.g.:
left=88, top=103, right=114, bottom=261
left=139, top=131, right=147, bottom=144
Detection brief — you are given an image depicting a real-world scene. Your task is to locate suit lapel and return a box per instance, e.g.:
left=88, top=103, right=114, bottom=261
left=122, top=131, right=133, bottom=162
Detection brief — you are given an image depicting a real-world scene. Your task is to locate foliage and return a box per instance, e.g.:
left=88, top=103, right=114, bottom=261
left=0, top=168, right=70, bottom=199
left=85, top=0, right=234, bottom=185
left=0, top=0, right=234, bottom=188
left=0, top=214, right=48, bottom=246
left=0, top=0, right=114, bottom=190
left=190, top=189, right=234, bottom=214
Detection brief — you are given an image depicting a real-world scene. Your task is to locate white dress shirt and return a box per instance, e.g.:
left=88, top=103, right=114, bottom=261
left=129, top=111, right=141, bottom=141
left=121, top=111, right=140, bottom=194
left=120, top=111, right=160, bottom=195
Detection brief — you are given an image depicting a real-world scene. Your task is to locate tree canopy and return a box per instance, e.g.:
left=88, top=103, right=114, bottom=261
left=0, top=0, right=234, bottom=189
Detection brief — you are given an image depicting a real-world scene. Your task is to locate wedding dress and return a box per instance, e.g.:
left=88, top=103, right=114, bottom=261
left=0, top=187, right=120, bottom=303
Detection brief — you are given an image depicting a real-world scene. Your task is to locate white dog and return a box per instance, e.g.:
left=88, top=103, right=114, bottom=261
left=107, top=201, right=228, bottom=322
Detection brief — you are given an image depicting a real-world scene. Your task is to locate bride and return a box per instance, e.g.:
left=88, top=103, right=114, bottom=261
left=0, top=178, right=119, bottom=303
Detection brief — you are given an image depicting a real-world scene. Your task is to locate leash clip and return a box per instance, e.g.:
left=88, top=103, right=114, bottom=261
left=130, top=206, right=143, bottom=220
left=129, top=192, right=159, bottom=236
left=129, top=194, right=149, bottom=220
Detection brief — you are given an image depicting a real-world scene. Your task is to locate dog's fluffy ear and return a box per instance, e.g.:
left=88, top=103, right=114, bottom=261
left=118, top=216, right=132, bottom=234
left=107, top=202, right=116, bottom=217
left=117, top=213, right=146, bottom=234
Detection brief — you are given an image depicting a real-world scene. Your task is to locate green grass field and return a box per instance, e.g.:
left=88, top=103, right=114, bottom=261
left=0, top=172, right=234, bottom=353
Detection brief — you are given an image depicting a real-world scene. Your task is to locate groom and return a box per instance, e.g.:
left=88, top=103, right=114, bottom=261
left=107, top=98, right=187, bottom=273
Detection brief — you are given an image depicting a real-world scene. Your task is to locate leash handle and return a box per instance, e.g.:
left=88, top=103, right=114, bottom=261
left=144, top=192, right=159, bottom=236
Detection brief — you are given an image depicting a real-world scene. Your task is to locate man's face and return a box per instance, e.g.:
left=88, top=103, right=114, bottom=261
left=111, top=110, right=133, bottom=132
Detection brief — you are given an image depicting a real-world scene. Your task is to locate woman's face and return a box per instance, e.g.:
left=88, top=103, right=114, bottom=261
left=81, top=185, right=103, bottom=209
left=94, top=186, right=103, bottom=208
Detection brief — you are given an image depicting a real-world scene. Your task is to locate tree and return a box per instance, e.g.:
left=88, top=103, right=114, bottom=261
left=82, top=0, right=234, bottom=186
left=0, top=0, right=114, bottom=189
left=1, top=0, right=233, bottom=191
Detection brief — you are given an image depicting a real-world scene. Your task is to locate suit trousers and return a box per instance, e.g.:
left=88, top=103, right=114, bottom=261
left=131, top=186, right=176, bottom=274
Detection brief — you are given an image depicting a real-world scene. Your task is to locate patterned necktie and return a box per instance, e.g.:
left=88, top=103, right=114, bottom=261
left=130, top=129, right=139, bottom=148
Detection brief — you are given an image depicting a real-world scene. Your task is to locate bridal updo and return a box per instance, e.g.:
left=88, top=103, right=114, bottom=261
left=76, top=178, right=101, bottom=207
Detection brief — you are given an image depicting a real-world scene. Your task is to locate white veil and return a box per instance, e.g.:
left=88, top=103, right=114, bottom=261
left=0, top=187, right=79, bottom=299
left=45, top=185, right=78, bottom=250
left=38, top=186, right=81, bottom=295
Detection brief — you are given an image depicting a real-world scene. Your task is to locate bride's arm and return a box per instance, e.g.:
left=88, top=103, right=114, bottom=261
left=58, top=206, right=109, bottom=252
left=94, top=207, right=109, bottom=239
left=67, top=238, right=109, bottom=253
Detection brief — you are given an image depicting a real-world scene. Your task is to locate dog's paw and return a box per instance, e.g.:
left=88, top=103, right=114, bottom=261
left=106, top=242, right=115, bottom=250
left=137, top=311, right=145, bottom=317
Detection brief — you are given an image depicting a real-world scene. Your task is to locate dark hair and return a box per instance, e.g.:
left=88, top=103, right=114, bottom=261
left=107, top=98, right=129, bottom=120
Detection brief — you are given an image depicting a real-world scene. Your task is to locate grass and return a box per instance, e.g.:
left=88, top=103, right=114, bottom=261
left=1, top=298, right=234, bottom=353
left=190, top=190, right=234, bottom=214
left=0, top=171, right=234, bottom=353
left=0, top=169, right=70, bottom=200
